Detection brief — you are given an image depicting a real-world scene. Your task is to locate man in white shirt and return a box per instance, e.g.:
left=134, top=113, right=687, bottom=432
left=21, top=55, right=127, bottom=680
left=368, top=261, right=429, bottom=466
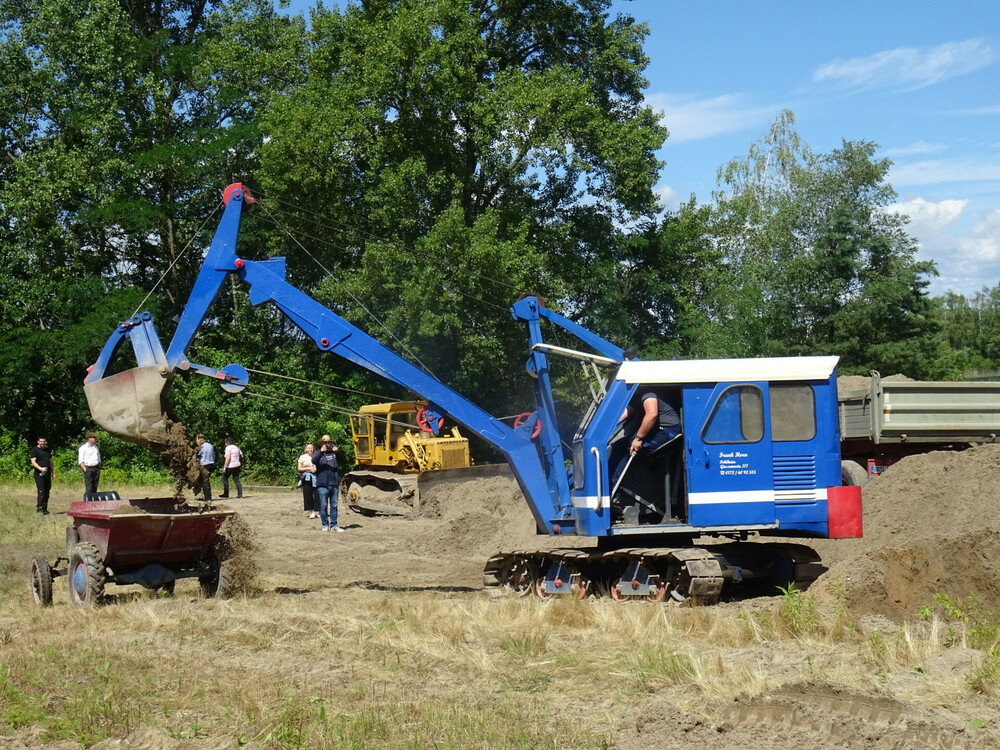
left=78, top=432, right=102, bottom=494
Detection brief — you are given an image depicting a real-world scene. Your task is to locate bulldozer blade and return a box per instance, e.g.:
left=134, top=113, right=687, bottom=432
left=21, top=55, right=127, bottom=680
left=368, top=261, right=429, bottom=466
left=83, top=365, right=174, bottom=451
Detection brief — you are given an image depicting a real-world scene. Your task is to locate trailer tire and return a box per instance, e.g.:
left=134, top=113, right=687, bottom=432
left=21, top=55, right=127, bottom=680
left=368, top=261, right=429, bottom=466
left=30, top=555, right=53, bottom=607
left=199, top=537, right=235, bottom=599
left=840, top=460, right=869, bottom=487
left=68, top=543, right=105, bottom=608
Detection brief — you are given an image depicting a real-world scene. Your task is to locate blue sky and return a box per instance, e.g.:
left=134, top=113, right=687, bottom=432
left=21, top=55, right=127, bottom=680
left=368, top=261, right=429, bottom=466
left=279, top=1, right=1000, bottom=297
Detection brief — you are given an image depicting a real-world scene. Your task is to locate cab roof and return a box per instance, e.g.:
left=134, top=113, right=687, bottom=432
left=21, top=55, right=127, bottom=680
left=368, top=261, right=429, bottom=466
left=616, top=356, right=839, bottom=385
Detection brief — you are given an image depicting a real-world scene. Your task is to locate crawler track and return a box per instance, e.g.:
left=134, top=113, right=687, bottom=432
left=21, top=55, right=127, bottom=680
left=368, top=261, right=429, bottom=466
left=483, top=542, right=823, bottom=604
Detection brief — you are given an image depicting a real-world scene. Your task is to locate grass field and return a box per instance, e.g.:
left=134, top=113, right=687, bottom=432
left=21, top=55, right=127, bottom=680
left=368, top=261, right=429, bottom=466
left=2, top=485, right=999, bottom=749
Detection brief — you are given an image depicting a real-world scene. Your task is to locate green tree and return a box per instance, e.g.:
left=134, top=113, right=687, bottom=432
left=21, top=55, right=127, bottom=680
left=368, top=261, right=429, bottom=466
left=711, top=111, right=939, bottom=376
left=256, top=0, right=667, bottom=416
left=0, top=0, right=301, bottom=448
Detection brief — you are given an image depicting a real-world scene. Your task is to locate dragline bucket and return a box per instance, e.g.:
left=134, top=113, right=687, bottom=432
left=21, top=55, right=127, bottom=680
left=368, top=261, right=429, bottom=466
left=83, top=365, right=174, bottom=451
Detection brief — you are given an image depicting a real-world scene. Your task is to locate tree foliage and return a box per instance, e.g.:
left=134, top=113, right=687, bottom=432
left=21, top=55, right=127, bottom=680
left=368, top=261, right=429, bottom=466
left=256, top=0, right=666, bottom=415
left=709, top=111, right=939, bottom=376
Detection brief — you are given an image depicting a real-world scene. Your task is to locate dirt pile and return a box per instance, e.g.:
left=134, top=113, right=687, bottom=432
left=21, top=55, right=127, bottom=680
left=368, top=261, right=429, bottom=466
left=410, top=474, right=557, bottom=559
left=837, top=372, right=913, bottom=393
left=815, top=445, right=1000, bottom=619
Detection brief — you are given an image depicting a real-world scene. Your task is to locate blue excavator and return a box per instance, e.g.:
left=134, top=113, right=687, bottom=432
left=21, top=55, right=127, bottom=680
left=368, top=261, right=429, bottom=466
left=84, top=184, right=862, bottom=603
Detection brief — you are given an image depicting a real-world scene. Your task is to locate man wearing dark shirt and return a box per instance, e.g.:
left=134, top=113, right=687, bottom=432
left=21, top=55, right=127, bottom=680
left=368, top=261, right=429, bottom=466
left=312, top=435, right=343, bottom=532
left=29, top=437, right=53, bottom=514
left=611, top=391, right=682, bottom=494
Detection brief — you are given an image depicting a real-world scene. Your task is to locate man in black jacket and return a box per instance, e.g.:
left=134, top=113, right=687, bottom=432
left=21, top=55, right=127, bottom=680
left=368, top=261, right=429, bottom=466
left=29, top=437, right=53, bottom=514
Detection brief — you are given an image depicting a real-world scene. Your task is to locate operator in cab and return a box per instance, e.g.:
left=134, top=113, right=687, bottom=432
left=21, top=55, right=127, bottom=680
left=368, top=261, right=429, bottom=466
left=610, top=391, right=681, bottom=491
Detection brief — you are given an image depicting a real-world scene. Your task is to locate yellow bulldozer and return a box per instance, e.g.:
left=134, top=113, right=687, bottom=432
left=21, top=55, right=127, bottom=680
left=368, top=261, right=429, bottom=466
left=343, top=401, right=506, bottom=515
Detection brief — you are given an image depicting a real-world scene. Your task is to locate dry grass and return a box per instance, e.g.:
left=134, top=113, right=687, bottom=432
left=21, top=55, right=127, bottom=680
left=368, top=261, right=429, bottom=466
left=2, top=485, right=998, bottom=748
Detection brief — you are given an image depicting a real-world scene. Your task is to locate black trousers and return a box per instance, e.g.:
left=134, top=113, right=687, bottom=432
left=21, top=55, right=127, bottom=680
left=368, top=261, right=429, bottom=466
left=34, top=471, right=51, bottom=512
left=302, top=481, right=318, bottom=512
left=83, top=465, right=101, bottom=494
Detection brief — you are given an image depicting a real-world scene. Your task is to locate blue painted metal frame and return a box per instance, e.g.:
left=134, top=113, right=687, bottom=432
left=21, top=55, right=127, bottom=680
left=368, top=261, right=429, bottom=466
left=509, top=298, right=634, bottom=537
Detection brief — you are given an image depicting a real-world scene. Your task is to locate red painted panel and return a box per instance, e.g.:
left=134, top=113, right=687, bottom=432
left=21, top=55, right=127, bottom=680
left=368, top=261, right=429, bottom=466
left=827, top=485, right=863, bottom=538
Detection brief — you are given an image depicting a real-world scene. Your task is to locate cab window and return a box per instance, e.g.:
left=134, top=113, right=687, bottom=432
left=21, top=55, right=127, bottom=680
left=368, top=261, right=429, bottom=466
left=389, top=410, right=419, bottom=449
left=702, top=385, right=764, bottom=444
left=352, top=416, right=372, bottom=457
left=770, top=384, right=816, bottom=442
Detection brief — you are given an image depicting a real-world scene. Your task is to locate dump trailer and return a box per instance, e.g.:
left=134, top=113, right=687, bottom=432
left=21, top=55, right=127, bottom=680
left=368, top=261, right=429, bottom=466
left=82, top=184, right=862, bottom=604
left=838, top=372, right=1000, bottom=485
left=344, top=400, right=508, bottom=515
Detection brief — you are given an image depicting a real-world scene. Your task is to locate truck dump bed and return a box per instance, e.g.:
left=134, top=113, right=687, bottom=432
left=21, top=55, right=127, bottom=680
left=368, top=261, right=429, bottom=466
left=839, top=374, right=1000, bottom=446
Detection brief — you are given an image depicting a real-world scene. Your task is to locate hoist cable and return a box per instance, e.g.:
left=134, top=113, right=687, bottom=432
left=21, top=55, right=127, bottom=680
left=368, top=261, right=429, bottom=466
left=255, top=193, right=525, bottom=293
left=253, top=211, right=510, bottom=313
left=243, top=367, right=401, bottom=403
left=255, top=201, right=440, bottom=379
left=130, top=201, right=223, bottom=318
left=243, top=386, right=411, bottom=428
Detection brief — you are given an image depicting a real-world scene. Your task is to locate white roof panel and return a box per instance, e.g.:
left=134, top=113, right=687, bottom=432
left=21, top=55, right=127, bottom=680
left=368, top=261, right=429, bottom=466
left=616, top=356, right=839, bottom=385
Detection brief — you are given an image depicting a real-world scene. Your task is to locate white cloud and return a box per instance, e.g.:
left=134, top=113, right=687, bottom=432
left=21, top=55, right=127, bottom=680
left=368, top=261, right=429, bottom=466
left=813, top=39, right=995, bottom=91
left=960, top=209, right=1000, bottom=262
left=646, top=93, right=783, bottom=144
left=889, top=157, right=1000, bottom=186
left=654, top=184, right=680, bottom=213
left=888, top=197, right=967, bottom=228
left=891, top=199, right=1000, bottom=295
left=945, top=103, right=1000, bottom=116
left=883, top=141, right=947, bottom=157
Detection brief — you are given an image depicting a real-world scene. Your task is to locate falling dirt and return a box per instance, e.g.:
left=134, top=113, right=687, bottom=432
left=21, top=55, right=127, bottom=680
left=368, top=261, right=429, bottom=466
left=217, top=512, right=260, bottom=596
left=137, top=415, right=208, bottom=501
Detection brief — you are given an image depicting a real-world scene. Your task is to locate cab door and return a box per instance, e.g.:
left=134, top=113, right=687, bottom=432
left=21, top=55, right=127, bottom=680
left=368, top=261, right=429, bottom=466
left=351, top=415, right=373, bottom=462
left=683, top=382, right=775, bottom=528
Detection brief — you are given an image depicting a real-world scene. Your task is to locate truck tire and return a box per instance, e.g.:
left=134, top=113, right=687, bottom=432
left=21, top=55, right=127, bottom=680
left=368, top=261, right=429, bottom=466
left=840, top=460, right=869, bottom=487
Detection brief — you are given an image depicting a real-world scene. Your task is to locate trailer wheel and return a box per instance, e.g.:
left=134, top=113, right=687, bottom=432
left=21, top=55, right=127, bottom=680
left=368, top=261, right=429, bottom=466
left=30, top=555, right=53, bottom=607
left=68, top=543, right=105, bottom=608
left=199, top=537, right=235, bottom=599
left=840, top=460, right=869, bottom=487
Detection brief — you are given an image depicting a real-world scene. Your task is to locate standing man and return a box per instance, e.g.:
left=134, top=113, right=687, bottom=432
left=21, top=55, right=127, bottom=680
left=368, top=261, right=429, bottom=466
left=312, top=434, right=343, bottom=532
left=195, top=434, right=215, bottom=501
left=220, top=437, right=243, bottom=499
left=29, top=437, right=53, bottom=514
left=78, top=432, right=102, bottom=495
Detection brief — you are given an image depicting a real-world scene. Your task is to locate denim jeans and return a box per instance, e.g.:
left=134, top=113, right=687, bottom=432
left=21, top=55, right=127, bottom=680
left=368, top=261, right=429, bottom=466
left=610, top=425, right=681, bottom=492
left=318, top=485, right=339, bottom=528
left=222, top=467, right=242, bottom=498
